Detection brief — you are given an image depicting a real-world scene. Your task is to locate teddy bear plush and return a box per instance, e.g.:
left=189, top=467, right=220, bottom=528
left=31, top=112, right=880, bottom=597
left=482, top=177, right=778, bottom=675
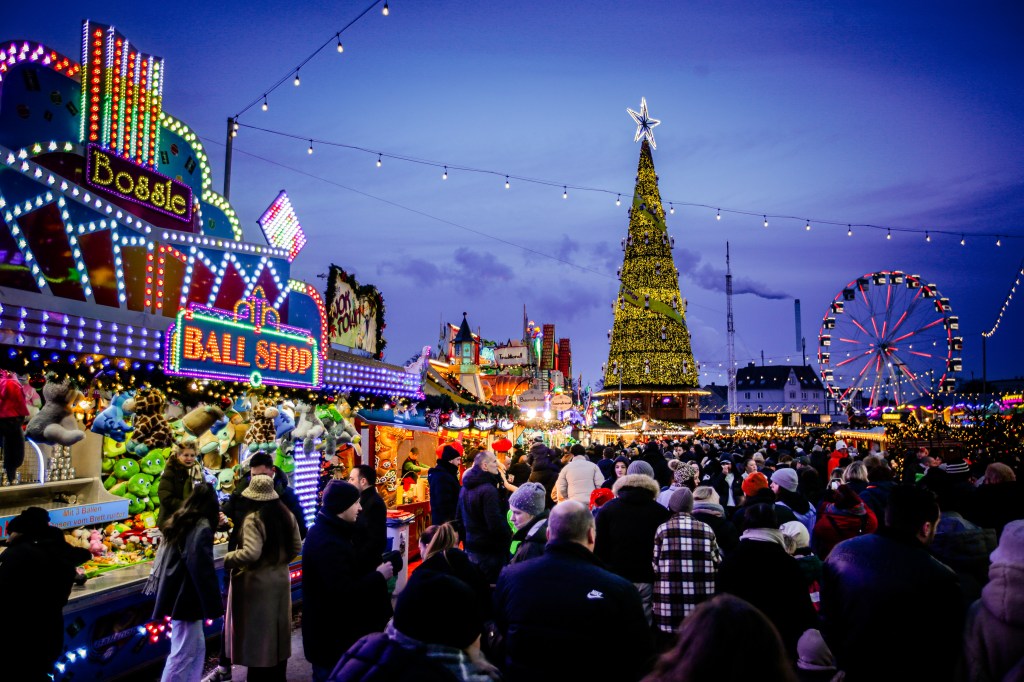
left=25, top=375, right=86, bottom=446
left=123, top=388, right=174, bottom=455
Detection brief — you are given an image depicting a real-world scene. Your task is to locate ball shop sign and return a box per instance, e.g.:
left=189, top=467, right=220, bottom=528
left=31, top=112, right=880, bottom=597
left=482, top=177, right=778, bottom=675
left=165, top=295, right=321, bottom=389
left=86, top=144, right=193, bottom=224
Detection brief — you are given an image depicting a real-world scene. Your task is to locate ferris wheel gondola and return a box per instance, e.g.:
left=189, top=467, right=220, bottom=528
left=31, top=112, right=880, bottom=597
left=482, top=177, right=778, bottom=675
left=818, top=271, right=961, bottom=409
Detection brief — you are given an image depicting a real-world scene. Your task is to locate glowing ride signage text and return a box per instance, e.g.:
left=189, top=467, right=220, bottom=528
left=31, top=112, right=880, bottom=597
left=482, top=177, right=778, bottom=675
left=165, top=297, right=321, bottom=389
left=86, top=143, right=193, bottom=224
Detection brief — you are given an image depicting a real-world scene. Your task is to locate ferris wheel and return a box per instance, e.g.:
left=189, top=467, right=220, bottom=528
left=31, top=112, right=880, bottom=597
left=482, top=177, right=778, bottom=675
left=818, top=271, right=962, bottom=409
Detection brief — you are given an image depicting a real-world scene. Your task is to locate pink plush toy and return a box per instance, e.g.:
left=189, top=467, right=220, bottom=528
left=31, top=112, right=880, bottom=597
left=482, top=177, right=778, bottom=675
left=88, top=529, right=105, bottom=557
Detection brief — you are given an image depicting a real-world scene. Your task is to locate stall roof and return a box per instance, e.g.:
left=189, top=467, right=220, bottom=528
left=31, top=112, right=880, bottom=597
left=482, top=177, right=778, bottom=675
left=356, top=408, right=436, bottom=433
left=834, top=426, right=887, bottom=442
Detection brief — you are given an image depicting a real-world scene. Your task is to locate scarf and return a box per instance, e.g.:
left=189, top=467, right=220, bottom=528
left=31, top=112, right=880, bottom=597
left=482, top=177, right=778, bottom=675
left=741, top=527, right=787, bottom=548
left=693, top=501, right=725, bottom=518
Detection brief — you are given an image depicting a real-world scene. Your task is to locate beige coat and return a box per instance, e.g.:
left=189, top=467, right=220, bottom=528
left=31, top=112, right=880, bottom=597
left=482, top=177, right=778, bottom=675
left=224, top=509, right=302, bottom=668
left=555, top=455, right=604, bottom=504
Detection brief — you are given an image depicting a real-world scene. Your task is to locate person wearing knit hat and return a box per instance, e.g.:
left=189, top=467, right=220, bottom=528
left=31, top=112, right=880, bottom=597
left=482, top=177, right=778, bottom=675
left=771, top=467, right=817, bottom=536
left=656, top=461, right=700, bottom=509
left=508, top=482, right=550, bottom=565
left=781, top=520, right=823, bottom=612
left=395, top=572, right=484, bottom=649
left=627, top=459, right=656, bottom=479
left=428, top=443, right=462, bottom=526
left=796, top=629, right=842, bottom=681
left=771, top=468, right=799, bottom=493
left=302, top=480, right=394, bottom=679
left=652, top=483, right=721, bottom=640
left=742, top=471, right=770, bottom=498
left=589, top=487, right=615, bottom=514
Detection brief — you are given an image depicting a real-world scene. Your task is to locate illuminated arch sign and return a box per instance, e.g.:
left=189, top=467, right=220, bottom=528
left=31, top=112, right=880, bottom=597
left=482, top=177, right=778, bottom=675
left=165, top=289, right=321, bottom=388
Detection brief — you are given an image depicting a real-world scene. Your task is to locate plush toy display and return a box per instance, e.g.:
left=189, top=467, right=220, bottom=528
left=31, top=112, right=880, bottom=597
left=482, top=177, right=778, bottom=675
left=91, top=391, right=135, bottom=442
left=244, top=398, right=280, bottom=454
left=123, top=388, right=174, bottom=454
left=25, top=375, right=86, bottom=446
left=104, top=458, right=140, bottom=490
left=139, top=450, right=167, bottom=477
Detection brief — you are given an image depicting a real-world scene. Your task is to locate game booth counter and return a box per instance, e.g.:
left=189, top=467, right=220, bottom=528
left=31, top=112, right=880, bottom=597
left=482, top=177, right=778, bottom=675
left=0, top=22, right=423, bottom=681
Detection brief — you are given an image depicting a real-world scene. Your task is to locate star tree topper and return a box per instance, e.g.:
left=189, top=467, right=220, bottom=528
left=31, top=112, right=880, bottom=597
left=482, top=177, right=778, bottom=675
left=627, top=97, right=661, bottom=149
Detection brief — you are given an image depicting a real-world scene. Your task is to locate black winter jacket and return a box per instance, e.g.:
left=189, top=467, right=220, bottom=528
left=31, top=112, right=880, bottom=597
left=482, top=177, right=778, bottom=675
left=355, top=487, right=388, bottom=568
left=641, top=443, right=673, bottom=488
left=427, top=461, right=460, bottom=526
left=302, top=512, right=392, bottom=668
left=456, top=466, right=511, bottom=555
left=152, top=518, right=223, bottom=622
left=495, top=541, right=653, bottom=682
left=717, top=537, right=817, bottom=657
left=224, top=469, right=307, bottom=548
left=415, top=547, right=493, bottom=620
left=509, top=513, right=548, bottom=566
left=821, top=528, right=965, bottom=681
left=329, top=632, right=461, bottom=682
left=594, top=474, right=671, bottom=583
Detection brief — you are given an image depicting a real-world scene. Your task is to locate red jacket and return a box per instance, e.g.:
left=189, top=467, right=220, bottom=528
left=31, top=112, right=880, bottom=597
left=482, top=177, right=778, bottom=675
left=0, top=377, right=29, bottom=419
left=814, top=504, right=878, bottom=558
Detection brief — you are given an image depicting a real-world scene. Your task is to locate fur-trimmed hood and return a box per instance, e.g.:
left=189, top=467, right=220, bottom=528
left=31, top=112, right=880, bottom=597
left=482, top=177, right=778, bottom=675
left=612, top=473, right=660, bottom=499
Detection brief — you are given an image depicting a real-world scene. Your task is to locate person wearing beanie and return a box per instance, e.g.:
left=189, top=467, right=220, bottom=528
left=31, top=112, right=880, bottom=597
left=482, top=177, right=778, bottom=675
left=795, top=629, right=844, bottom=682
left=595, top=463, right=672, bottom=624
left=652, top=485, right=721, bottom=644
left=589, top=487, right=615, bottom=515
left=656, top=460, right=700, bottom=509
left=303, top=480, right=394, bottom=681
left=692, top=486, right=740, bottom=555
left=781, top=520, right=824, bottom=613
left=507, top=482, right=549, bottom=566
left=428, top=444, right=462, bottom=526
left=554, top=443, right=604, bottom=505
left=772, top=467, right=817, bottom=536
left=330, top=572, right=497, bottom=682
left=0, top=507, right=91, bottom=681
left=742, top=471, right=770, bottom=498
left=717, top=503, right=817, bottom=659
left=222, top=473, right=304, bottom=680
left=627, top=459, right=656, bottom=479
left=963, top=519, right=1024, bottom=681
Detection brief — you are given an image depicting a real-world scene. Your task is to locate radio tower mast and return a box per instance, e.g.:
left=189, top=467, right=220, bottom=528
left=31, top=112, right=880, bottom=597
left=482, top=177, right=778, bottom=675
left=726, top=242, right=737, bottom=413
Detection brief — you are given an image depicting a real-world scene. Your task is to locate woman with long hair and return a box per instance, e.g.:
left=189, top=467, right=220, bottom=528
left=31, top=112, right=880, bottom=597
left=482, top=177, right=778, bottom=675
left=153, top=483, right=223, bottom=682
left=157, top=438, right=203, bottom=530
left=644, top=594, right=797, bottom=682
left=223, top=474, right=302, bottom=681
left=415, top=523, right=491, bottom=613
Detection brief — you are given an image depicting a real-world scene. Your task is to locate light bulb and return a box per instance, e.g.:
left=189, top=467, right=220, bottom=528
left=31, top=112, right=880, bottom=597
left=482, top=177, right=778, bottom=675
left=505, top=176, right=510, bottom=189
left=233, top=120, right=239, bottom=131
left=294, top=71, right=301, bottom=86
left=442, top=166, right=448, bottom=180
left=261, top=97, right=268, bottom=111
left=615, top=194, right=621, bottom=206
left=926, top=232, right=930, bottom=242
left=763, top=215, right=768, bottom=228
left=563, top=187, right=568, bottom=200
left=887, top=229, right=891, bottom=240
left=805, top=221, right=811, bottom=231
left=961, top=235, right=965, bottom=246
left=716, top=209, right=721, bottom=221
left=669, top=203, right=675, bottom=214
left=847, top=225, right=853, bottom=237
left=308, top=140, right=313, bottom=154
left=337, top=37, right=344, bottom=53
left=376, top=154, right=382, bottom=167
left=997, top=237, right=1002, bottom=246
left=382, top=2, right=389, bottom=15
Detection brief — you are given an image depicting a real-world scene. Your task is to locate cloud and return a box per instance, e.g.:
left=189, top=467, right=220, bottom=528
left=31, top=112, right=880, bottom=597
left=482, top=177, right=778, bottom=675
left=379, top=248, right=512, bottom=288
left=453, top=247, right=514, bottom=281
left=676, top=247, right=790, bottom=300
left=516, top=279, right=610, bottom=323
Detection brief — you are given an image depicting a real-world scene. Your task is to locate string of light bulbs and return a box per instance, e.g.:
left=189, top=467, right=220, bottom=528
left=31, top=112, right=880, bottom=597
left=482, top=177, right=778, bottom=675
left=233, top=122, right=1022, bottom=245
left=982, top=259, right=1024, bottom=339
left=232, top=0, right=389, bottom=120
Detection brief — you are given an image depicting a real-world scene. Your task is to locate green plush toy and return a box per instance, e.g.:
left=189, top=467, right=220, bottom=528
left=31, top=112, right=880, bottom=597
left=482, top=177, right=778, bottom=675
left=126, top=493, right=146, bottom=515
left=139, top=450, right=167, bottom=477
left=126, top=473, right=153, bottom=498
left=274, top=445, right=296, bottom=475
left=104, top=458, right=140, bottom=490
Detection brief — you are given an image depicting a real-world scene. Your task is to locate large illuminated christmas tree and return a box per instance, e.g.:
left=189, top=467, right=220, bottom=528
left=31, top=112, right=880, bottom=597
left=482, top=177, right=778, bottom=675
left=600, top=99, right=702, bottom=422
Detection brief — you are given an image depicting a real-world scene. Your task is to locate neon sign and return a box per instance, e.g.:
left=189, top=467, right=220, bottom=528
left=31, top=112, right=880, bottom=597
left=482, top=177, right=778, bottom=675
left=86, top=144, right=193, bottom=224
left=165, top=289, right=321, bottom=388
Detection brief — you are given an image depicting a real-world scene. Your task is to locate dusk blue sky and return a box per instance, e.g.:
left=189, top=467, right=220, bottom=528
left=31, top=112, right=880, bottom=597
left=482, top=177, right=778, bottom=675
left=4, top=1, right=1024, bottom=393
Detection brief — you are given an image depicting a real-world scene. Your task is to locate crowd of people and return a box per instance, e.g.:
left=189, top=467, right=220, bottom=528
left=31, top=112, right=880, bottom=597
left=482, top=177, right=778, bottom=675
left=4, top=434, right=1024, bottom=681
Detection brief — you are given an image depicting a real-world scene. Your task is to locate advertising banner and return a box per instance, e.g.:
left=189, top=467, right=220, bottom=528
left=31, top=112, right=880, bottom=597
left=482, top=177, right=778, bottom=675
left=494, top=345, right=529, bottom=366
left=326, top=265, right=386, bottom=359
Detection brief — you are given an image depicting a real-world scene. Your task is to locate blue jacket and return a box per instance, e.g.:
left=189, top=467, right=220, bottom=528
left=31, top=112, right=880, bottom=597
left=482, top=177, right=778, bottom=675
left=495, top=541, right=653, bottom=682
left=427, top=461, right=460, bottom=526
left=302, top=512, right=392, bottom=668
left=456, top=466, right=510, bottom=555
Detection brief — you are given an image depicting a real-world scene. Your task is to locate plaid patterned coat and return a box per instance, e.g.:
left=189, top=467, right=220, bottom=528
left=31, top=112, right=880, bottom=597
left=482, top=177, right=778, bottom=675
left=652, top=513, right=722, bottom=633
